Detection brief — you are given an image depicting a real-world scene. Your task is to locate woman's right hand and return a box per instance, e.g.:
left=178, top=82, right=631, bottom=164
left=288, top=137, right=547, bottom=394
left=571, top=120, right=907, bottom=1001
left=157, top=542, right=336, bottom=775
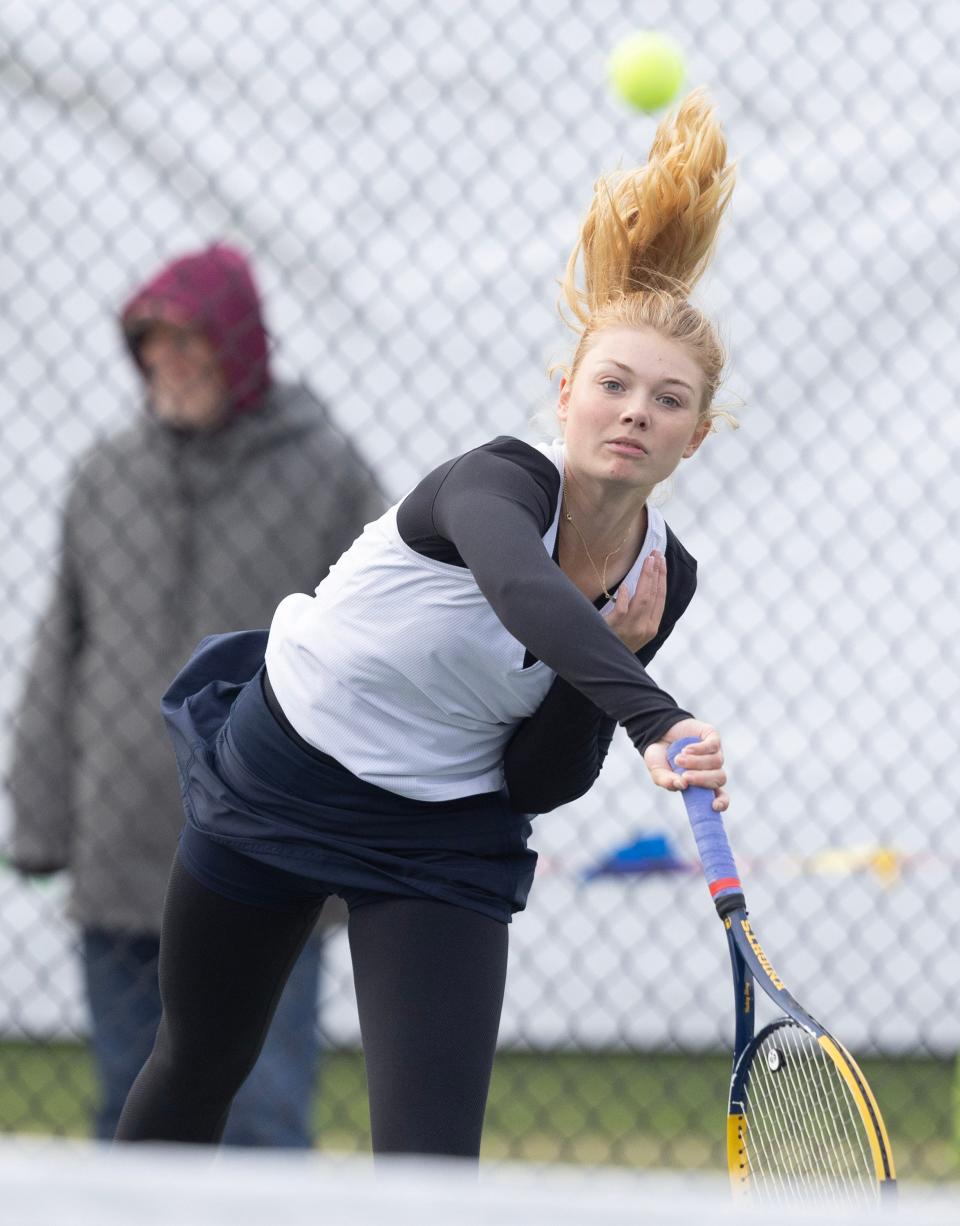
left=604, top=550, right=667, bottom=653
left=643, top=718, right=728, bottom=812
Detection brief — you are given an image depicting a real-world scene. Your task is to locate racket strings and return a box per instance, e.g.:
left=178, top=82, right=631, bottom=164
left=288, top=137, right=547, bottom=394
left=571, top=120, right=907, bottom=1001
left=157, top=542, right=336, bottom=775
left=739, top=1022, right=877, bottom=1206
left=764, top=1028, right=862, bottom=1202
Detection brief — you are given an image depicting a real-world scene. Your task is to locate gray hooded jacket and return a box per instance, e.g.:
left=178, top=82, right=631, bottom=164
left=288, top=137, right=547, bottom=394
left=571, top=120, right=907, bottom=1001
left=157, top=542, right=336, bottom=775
left=8, top=379, right=384, bottom=931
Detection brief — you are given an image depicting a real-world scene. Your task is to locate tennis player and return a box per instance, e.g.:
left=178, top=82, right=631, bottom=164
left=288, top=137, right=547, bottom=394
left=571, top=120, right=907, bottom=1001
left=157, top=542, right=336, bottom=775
left=116, top=90, right=735, bottom=1158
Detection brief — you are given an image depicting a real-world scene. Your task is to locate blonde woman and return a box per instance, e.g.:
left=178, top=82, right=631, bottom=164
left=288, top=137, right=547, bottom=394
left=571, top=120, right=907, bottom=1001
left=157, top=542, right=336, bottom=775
left=117, top=91, right=735, bottom=1158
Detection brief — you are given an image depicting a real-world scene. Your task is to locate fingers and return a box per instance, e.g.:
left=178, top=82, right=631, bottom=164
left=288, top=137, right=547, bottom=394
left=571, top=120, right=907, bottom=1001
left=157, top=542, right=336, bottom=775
left=672, top=735, right=723, bottom=781
left=647, top=718, right=728, bottom=802
left=631, top=551, right=666, bottom=613
left=661, top=719, right=720, bottom=752
left=649, top=761, right=726, bottom=793
left=606, top=552, right=667, bottom=651
left=673, top=739, right=723, bottom=779
left=674, top=733, right=727, bottom=802
left=648, top=767, right=688, bottom=791
left=674, top=766, right=727, bottom=793
left=615, top=582, right=630, bottom=613
left=667, top=728, right=721, bottom=766
left=643, top=744, right=689, bottom=793
left=648, top=549, right=666, bottom=616
left=634, top=552, right=667, bottom=634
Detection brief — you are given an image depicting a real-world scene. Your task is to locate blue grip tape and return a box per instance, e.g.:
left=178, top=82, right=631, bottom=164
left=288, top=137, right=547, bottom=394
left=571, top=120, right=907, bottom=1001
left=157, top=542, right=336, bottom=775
left=666, top=737, right=742, bottom=902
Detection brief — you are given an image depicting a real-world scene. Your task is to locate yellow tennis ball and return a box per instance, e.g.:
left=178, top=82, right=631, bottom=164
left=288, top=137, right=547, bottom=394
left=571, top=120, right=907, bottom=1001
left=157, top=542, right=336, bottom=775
left=608, top=31, right=686, bottom=114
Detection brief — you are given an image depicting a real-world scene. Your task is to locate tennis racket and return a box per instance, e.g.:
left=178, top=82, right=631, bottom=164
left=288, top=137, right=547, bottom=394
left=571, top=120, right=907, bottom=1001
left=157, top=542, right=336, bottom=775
left=667, top=737, right=897, bottom=1207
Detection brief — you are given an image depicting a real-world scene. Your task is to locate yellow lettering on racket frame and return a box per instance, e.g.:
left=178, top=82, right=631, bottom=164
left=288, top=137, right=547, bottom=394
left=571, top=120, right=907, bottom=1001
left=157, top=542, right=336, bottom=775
left=739, top=920, right=785, bottom=991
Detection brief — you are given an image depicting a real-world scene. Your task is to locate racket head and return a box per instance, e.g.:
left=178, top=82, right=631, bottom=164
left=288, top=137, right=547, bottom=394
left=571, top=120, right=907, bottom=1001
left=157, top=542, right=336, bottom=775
left=666, top=736, right=897, bottom=1204
left=727, top=1016, right=896, bottom=1206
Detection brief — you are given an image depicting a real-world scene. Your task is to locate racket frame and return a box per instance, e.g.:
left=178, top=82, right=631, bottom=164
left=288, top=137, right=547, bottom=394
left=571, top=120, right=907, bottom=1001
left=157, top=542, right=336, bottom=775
left=722, top=905, right=895, bottom=1197
left=665, top=738, right=897, bottom=1201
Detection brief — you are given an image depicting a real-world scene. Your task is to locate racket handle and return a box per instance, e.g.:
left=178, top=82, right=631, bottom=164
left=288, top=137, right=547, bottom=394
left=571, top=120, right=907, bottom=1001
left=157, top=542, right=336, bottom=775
left=666, top=737, right=745, bottom=918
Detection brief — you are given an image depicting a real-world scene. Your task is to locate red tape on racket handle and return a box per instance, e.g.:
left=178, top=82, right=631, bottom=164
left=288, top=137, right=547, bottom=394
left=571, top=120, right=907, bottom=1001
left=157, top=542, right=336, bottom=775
left=666, top=737, right=744, bottom=915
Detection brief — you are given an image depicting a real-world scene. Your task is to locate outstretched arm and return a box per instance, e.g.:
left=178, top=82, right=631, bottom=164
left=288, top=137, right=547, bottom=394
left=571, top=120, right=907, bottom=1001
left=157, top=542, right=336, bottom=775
left=503, top=543, right=700, bottom=813
left=402, top=439, right=726, bottom=804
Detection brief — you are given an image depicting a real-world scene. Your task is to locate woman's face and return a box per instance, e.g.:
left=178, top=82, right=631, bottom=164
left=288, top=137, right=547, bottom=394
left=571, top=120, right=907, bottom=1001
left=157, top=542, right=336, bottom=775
left=557, top=326, right=709, bottom=492
left=140, top=322, right=228, bottom=431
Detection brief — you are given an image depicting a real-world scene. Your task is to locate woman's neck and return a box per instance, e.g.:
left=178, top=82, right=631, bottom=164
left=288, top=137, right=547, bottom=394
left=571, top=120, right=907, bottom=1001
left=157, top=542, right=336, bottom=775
left=560, top=467, right=650, bottom=551
left=558, top=469, right=650, bottom=600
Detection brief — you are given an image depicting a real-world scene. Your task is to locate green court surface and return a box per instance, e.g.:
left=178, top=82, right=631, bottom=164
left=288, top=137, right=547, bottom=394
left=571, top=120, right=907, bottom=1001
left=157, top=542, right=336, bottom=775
left=0, top=1043, right=955, bottom=1179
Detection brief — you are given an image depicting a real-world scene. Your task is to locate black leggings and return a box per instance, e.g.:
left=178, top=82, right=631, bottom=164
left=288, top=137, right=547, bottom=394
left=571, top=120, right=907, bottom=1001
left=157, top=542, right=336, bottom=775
left=114, top=855, right=509, bottom=1157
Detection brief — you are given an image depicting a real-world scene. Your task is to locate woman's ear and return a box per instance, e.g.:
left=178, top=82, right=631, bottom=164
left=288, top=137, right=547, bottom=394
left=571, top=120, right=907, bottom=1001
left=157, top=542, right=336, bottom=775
left=556, top=377, right=569, bottom=426
left=682, top=421, right=710, bottom=459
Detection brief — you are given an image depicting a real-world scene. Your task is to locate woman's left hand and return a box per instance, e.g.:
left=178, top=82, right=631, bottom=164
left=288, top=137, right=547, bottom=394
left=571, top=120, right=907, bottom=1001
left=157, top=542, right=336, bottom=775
left=643, top=718, right=729, bottom=812
left=604, top=550, right=667, bottom=653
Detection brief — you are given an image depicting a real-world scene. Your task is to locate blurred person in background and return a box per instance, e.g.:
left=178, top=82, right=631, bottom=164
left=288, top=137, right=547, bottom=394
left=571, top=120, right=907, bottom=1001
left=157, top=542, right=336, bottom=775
left=7, top=243, right=385, bottom=1145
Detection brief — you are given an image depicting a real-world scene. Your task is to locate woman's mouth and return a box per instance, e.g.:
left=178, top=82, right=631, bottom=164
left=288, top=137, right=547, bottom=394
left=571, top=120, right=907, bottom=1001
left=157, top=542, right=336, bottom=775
left=607, top=438, right=647, bottom=457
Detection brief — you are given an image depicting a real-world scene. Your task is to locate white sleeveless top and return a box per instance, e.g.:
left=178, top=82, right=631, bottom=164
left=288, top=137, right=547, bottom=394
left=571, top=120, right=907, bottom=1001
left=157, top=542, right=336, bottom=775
left=264, top=440, right=667, bottom=800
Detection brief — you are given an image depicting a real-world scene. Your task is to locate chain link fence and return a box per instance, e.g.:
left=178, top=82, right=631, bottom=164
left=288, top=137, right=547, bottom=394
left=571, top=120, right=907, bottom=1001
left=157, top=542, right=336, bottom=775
left=2, top=0, right=959, bottom=1179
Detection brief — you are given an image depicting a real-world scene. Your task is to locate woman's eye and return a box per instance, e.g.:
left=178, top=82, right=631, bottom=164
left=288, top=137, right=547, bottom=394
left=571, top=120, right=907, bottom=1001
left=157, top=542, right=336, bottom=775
left=601, top=379, right=623, bottom=392
left=659, top=394, right=682, bottom=408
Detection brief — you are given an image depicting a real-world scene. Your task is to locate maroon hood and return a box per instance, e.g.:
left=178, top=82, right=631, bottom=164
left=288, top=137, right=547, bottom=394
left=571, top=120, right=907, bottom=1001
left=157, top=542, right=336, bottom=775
left=121, top=243, right=271, bottom=414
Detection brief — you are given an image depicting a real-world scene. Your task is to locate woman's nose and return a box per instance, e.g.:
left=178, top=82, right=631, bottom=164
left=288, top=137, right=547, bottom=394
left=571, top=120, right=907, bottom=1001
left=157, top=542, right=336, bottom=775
left=620, top=398, right=649, bottom=427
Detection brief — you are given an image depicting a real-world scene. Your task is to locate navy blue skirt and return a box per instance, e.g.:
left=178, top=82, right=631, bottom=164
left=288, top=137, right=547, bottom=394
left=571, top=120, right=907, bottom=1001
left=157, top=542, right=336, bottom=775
left=161, top=630, right=536, bottom=922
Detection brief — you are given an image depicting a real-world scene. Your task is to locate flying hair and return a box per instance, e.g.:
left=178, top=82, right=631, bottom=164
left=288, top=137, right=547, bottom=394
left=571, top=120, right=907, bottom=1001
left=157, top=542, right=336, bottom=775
left=556, top=88, right=738, bottom=427
left=561, top=88, right=735, bottom=322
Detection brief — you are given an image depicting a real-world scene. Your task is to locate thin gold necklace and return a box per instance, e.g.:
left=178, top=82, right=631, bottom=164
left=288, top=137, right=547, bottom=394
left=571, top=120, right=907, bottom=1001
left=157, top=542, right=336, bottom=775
left=562, top=498, right=632, bottom=601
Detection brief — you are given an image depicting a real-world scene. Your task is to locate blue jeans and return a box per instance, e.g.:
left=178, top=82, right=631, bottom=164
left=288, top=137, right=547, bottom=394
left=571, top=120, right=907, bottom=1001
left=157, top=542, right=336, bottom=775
left=82, top=927, right=323, bottom=1146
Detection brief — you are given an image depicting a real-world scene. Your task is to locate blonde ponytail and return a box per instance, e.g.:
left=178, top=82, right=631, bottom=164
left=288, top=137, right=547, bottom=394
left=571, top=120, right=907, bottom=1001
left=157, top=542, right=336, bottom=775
left=557, top=89, right=737, bottom=427
left=562, top=88, right=735, bottom=324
